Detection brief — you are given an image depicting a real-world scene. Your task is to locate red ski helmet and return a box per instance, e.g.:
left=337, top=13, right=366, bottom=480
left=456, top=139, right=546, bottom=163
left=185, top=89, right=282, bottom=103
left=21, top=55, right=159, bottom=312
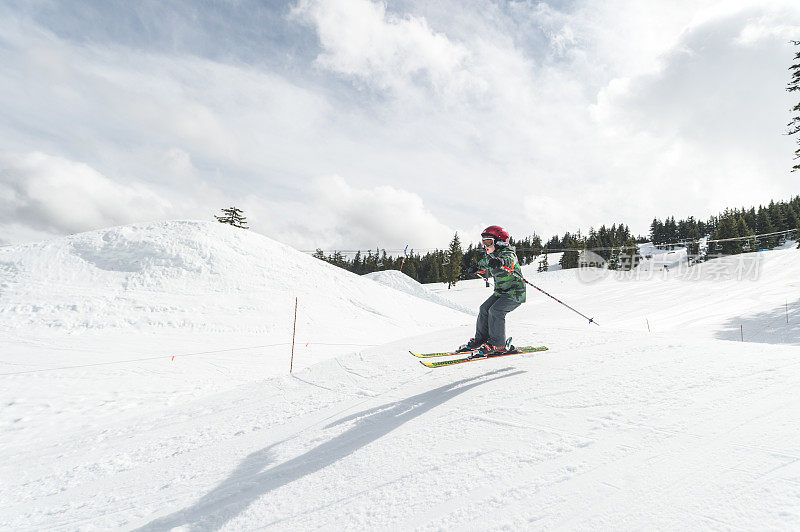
left=481, top=225, right=510, bottom=246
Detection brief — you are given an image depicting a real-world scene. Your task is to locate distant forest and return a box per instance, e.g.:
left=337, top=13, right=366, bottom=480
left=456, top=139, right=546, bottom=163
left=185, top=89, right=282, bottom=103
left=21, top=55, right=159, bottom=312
left=312, top=195, right=800, bottom=284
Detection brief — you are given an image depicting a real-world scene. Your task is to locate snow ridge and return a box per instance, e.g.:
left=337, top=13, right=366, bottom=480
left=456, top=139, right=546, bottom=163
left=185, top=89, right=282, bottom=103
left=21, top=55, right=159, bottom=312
left=364, top=269, right=475, bottom=315
left=0, top=221, right=469, bottom=339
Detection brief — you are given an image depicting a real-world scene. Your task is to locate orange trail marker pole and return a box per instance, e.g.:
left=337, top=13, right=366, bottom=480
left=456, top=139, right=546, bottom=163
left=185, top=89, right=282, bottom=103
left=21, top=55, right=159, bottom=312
left=290, top=297, right=298, bottom=373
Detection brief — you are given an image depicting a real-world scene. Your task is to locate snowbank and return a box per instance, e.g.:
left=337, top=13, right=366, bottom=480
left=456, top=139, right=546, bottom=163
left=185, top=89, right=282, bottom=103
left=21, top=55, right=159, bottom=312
left=525, top=251, right=563, bottom=274
left=0, top=221, right=469, bottom=351
left=637, top=242, right=688, bottom=271
left=364, top=270, right=474, bottom=315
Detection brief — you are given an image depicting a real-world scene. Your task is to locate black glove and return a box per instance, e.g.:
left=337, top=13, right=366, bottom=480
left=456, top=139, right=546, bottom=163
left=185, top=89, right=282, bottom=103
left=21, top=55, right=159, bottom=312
left=466, top=265, right=478, bottom=275
left=488, top=257, right=502, bottom=268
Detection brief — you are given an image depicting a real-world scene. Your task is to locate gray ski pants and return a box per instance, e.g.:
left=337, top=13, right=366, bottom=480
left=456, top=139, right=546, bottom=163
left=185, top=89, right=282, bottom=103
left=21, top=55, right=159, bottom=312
left=475, top=294, right=521, bottom=347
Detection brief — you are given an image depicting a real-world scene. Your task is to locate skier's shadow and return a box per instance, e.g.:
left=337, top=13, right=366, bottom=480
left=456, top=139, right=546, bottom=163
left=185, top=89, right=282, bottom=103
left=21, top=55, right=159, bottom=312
left=136, top=367, right=524, bottom=530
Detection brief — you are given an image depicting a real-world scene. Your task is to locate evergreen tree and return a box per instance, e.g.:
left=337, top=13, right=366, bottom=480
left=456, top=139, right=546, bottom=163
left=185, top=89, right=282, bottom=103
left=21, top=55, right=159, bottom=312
left=744, top=208, right=757, bottom=232
left=714, top=215, right=739, bottom=255
left=650, top=218, right=664, bottom=245
left=768, top=200, right=787, bottom=231
left=444, top=232, right=464, bottom=288
left=545, top=235, right=561, bottom=252
left=404, top=255, right=419, bottom=281
left=788, top=204, right=800, bottom=230
left=787, top=40, right=800, bottom=172
left=756, top=207, right=777, bottom=248
left=788, top=204, right=800, bottom=248
left=559, top=232, right=581, bottom=269
left=664, top=217, right=678, bottom=245
left=462, top=243, right=481, bottom=277
left=735, top=216, right=753, bottom=253
left=330, top=251, right=345, bottom=268
left=794, top=216, right=800, bottom=249
left=214, top=207, right=249, bottom=229
left=537, top=252, right=549, bottom=272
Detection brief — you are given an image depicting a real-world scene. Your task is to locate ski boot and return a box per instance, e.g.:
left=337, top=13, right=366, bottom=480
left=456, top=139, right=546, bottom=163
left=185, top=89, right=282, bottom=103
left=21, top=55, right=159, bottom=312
left=470, top=338, right=516, bottom=359
left=456, top=337, right=485, bottom=353
left=468, top=343, right=505, bottom=359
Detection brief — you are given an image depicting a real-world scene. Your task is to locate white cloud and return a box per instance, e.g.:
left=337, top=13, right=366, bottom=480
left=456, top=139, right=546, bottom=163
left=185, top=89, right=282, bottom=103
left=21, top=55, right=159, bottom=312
left=735, top=11, right=800, bottom=46
left=587, top=6, right=800, bottom=221
left=293, top=0, right=476, bottom=99
left=0, top=152, right=172, bottom=234
left=1, top=0, right=799, bottom=251
left=262, top=174, right=455, bottom=250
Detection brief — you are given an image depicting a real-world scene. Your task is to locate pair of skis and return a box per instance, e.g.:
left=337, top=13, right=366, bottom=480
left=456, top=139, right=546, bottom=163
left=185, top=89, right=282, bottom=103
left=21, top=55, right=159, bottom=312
left=409, top=345, right=548, bottom=368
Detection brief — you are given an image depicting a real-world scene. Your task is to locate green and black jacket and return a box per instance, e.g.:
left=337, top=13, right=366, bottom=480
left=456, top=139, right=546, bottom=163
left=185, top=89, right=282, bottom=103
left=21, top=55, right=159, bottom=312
left=477, top=245, right=526, bottom=303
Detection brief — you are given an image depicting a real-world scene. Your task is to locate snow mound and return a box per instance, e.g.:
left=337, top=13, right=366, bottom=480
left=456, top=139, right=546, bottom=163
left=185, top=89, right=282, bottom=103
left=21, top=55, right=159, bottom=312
left=363, top=270, right=475, bottom=315
left=637, top=243, right=687, bottom=271
left=530, top=251, right=563, bottom=273
left=0, top=221, right=469, bottom=347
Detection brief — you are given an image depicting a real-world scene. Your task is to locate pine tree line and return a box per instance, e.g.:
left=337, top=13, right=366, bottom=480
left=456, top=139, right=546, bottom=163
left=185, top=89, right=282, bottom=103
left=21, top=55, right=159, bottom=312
left=553, top=224, right=641, bottom=270
left=312, top=195, right=800, bottom=279
left=312, top=223, right=642, bottom=281
left=651, top=196, right=800, bottom=255
left=312, top=246, right=454, bottom=284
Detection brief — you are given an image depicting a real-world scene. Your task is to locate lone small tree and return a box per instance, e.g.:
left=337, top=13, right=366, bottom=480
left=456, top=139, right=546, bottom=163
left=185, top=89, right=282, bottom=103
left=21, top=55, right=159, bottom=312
left=444, top=232, right=464, bottom=289
left=537, top=252, right=549, bottom=272
left=787, top=40, right=800, bottom=172
left=215, top=207, right=249, bottom=229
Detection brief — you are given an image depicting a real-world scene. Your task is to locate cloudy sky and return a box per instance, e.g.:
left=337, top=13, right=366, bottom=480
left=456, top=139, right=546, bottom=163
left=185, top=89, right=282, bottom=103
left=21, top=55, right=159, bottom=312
left=1, top=0, right=799, bottom=251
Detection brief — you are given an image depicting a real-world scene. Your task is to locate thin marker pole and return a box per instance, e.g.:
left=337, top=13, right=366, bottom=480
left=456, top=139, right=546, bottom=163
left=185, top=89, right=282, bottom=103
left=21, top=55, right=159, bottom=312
left=290, top=297, right=298, bottom=373
left=740, top=324, right=743, bottom=342
left=646, top=318, right=650, bottom=333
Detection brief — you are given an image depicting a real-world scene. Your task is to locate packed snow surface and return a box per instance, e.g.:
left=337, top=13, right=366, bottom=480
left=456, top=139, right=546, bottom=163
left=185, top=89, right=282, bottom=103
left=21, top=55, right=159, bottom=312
left=1, top=224, right=799, bottom=529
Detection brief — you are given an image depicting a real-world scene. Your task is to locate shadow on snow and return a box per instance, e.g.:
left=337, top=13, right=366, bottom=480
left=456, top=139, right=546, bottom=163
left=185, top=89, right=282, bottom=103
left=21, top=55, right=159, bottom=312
left=136, top=367, right=525, bottom=530
left=714, top=297, right=800, bottom=346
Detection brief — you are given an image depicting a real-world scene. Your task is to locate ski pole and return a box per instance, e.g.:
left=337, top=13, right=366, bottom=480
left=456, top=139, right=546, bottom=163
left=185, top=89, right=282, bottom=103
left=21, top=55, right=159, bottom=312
left=477, top=246, right=598, bottom=325
left=508, top=268, right=599, bottom=326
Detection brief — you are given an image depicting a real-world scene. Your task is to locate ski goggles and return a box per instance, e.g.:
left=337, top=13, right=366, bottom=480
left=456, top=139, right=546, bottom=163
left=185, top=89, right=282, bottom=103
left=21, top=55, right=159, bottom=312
left=481, top=237, right=495, bottom=246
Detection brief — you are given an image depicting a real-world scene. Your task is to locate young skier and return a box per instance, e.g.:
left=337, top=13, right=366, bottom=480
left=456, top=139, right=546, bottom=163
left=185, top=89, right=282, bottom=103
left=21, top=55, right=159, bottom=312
left=459, top=225, right=526, bottom=357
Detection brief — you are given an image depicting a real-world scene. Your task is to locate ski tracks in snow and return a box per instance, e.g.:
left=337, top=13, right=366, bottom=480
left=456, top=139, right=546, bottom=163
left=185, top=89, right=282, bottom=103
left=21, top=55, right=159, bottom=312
left=4, top=330, right=800, bottom=529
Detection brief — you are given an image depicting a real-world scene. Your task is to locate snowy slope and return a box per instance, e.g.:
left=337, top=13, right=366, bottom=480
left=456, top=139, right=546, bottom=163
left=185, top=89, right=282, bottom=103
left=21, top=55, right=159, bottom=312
left=2, top=228, right=800, bottom=530
left=437, top=243, right=800, bottom=345
left=528, top=251, right=563, bottom=273
left=0, top=221, right=469, bottom=357
left=636, top=242, right=688, bottom=272
left=363, top=269, right=474, bottom=315
left=0, top=221, right=472, bottom=452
